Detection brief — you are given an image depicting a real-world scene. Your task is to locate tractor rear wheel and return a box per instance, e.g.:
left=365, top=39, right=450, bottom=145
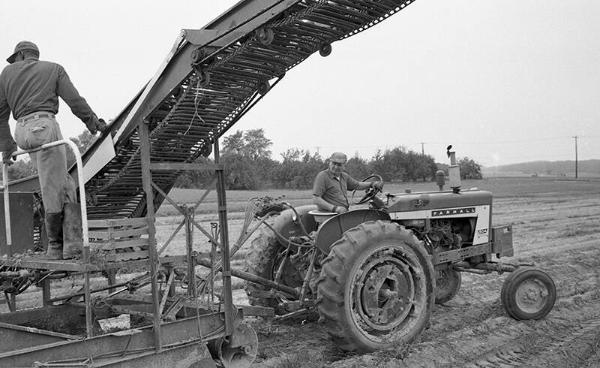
left=501, top=266, right=556, bottom=320
left=316, top=220, right=435, bottom=352
left=435, top=267, right=461, bottom=304
left=244, top=205, right=317, bottom=313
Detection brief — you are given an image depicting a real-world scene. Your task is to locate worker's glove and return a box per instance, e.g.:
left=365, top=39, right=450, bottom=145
left=86, top=118, right=98, bottom=135
left=2, top=141, right=17, bottom=166
left=97, top=118, right=108, bottom=133
left=371, top=181, right=384, bottom=191
left=86, top=117, right=107, bottom=135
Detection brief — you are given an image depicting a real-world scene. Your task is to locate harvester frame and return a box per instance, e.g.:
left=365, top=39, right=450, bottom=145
left=0, top=132, right=255, bottom=368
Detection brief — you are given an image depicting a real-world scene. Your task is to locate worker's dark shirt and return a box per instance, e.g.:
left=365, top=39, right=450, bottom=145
left=0, top=56, right=97, bottom=150
left=313, top=169, right=360, bottom=209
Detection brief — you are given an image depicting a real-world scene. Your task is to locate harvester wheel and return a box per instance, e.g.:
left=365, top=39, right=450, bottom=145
left=316, top=220, right=435, bottom=352
left=211, top=322, right=258, bottom=368
left=256, top=27, right=274, bottom=45
left=257, top=80, right=270, bottom=95
left=501, top=267, right=556, bottom=320
left=435, top=267, right=461, bottom=304
left=244, top=205, right=317, bottom=314
left=319, top=43, right=332, bottom=57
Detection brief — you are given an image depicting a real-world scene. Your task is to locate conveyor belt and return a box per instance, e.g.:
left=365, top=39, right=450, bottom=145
left=12, top=0, right=418, bottom=219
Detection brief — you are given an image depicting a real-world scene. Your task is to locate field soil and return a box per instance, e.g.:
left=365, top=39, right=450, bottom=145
left=2, top=178, right=599, bottom=367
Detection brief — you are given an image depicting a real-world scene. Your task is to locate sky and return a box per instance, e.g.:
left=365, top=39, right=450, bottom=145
left=1, top=0, right=599, bottom=167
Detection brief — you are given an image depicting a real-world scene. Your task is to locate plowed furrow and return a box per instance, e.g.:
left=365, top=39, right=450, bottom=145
left=520, top=317, right=600, bottom=367
left=399, top=301, right=600, bottom=368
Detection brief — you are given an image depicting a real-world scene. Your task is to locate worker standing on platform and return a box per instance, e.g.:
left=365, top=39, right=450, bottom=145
left=0, top=41, right=107, bottom=259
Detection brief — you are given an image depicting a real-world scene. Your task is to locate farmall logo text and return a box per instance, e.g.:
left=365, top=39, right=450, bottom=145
left=431, top=207, right=476, bottom=217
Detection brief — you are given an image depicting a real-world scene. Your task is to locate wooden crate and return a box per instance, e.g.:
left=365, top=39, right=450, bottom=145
left=88, top=217, right=150, bottom=262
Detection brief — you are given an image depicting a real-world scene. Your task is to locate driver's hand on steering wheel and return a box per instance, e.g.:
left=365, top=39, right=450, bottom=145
left=371, top=181, right=384, bottom=191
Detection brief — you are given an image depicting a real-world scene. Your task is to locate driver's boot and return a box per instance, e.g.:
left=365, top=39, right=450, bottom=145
left=62, top=203, right=83, bottom=259
left=44, top=212, right=63, bottom=260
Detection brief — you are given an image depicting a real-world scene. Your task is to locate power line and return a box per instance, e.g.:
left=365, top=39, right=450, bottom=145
left=314, top=135, right=600, bottom=150
left=425, top=136, right=575, bottom=145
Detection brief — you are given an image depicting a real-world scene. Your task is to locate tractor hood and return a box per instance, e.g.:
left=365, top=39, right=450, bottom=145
left=386, top=190, right=492, bottom=213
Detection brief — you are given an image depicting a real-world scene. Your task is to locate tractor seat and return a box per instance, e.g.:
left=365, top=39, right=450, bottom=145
left=308, top=210, right=337, bottom=225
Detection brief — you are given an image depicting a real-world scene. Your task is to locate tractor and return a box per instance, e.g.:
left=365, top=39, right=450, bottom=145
left=244, top=146, right=557, bottom=352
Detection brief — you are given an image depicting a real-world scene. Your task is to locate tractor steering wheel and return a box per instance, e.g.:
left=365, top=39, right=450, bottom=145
left=352, top=174, right=383, bottom=205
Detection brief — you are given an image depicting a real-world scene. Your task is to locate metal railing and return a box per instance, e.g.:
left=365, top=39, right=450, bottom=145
left=1, top=139, right=89, bottom=261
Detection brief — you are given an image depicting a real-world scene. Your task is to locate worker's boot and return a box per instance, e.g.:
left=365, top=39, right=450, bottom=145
left=62, top=203, right=83, bottom=259
left=44, top=212, right=63, bottom=260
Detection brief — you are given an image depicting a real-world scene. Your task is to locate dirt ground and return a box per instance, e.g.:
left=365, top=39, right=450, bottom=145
left=241, top=178, right=600, bottom=368
left=2, top=178, right=599, bottom=367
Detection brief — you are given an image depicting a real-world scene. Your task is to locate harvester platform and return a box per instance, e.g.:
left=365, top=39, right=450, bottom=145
left=0, top=254, right=186, bottom=272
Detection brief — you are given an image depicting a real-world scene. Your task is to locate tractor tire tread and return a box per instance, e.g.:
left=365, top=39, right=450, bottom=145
left=316, top=220, right=435, bottom=353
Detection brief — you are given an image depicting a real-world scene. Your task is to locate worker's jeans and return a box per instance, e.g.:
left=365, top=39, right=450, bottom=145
left=14, top=115, right=76, bottom=213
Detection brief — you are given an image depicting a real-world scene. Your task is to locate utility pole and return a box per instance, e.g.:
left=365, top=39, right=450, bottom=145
left=573, top=136, right=578, bottom=179
left=420, top=142, right=425, bottom=156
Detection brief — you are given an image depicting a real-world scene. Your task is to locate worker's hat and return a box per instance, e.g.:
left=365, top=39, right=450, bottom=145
left=7, top=41, right=39, bottom=64
left=330, top=152, right=347, bottom=164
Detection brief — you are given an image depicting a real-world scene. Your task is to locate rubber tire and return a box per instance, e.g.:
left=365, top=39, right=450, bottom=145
left=435, top=267, right=462, bottom=304
left=244, top=205, right=317, bottom=313
left=316, top=220, right=435, bottom=353
left=501, top=267, right=556, bottom=320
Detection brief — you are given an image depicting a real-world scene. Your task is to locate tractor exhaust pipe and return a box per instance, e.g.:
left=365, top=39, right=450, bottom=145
left=447, top=145, right=461, bottom=193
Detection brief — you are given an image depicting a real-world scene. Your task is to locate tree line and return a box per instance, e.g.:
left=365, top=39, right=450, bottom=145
left=176, top=129, right=483, bottom=190
left=3, top=128, right=482, bottom=189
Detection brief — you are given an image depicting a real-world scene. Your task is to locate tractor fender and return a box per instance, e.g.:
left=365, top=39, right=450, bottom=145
left=314, top=209, right=390, bottom=254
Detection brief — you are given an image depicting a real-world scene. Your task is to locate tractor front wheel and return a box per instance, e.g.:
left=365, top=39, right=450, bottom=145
left=316, top=220, right=435, bottom=352
left=501, top=267, right=556, bottom=320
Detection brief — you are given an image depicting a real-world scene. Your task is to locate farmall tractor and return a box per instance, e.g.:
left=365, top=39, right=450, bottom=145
left=244, top=146, right=557, bottom=352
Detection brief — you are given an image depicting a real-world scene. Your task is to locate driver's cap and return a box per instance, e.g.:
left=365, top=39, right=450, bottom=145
left=330, top=152, right=347, bottom=164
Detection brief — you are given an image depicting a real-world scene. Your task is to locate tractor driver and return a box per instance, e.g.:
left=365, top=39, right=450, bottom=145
left=313, top=152, right=383, bottom=214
